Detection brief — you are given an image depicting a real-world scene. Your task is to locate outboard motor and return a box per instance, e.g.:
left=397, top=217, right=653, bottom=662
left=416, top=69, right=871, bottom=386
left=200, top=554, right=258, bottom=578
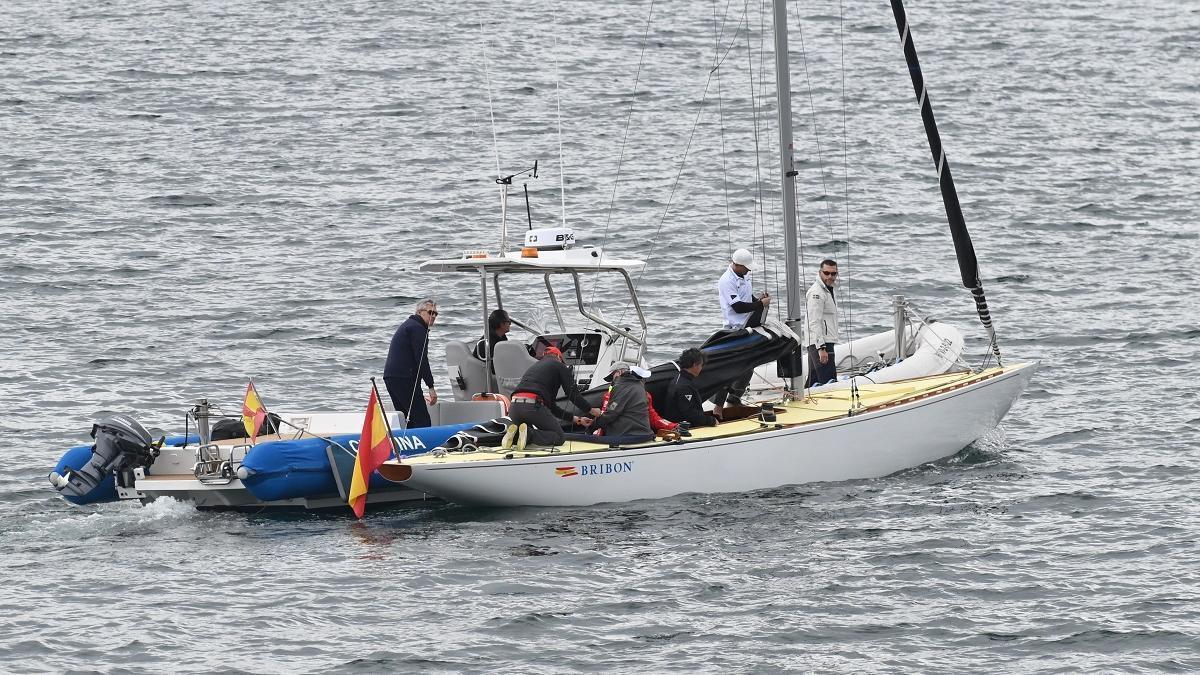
left=48, top=415, right=159, bottom=499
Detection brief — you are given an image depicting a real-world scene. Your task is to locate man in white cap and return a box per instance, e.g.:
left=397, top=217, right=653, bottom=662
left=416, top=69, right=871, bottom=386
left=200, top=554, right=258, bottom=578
left=712, top=248, right=770, bottom=416
left=717, top=248, right=770, bottom=330
left=589, top=361, right=654, bottom=442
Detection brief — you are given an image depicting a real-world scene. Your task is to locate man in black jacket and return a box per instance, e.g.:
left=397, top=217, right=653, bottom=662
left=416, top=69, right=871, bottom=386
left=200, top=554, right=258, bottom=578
left=664, top=348, right=719, bottom=428
left=384, top=299, right=438, bottom=428
left=472, top=308, right=512, bottom=363
left=504, top=346, right=601, bottom=450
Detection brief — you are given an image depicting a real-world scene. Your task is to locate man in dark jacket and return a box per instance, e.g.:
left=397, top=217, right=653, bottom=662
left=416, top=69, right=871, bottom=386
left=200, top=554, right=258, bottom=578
left=504, top=346, right=601, bottom=450
left=591, top=362, right=654, bottom=442
left=473, top=309, right=512, bottom=365
left=664, top=347, right=719, bottom=428
left=384, top=299, right=438, bottom=428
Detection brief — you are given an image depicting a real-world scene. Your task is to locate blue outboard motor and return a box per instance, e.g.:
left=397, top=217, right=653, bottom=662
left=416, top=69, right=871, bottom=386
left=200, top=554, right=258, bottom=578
left=49, top=415, right=159, bottom=502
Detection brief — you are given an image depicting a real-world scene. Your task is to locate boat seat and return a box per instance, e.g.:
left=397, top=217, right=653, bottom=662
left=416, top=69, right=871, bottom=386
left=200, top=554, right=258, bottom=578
left=492, top=341, right=537, bottom=397
left=445, top=340, right=489, bottom=402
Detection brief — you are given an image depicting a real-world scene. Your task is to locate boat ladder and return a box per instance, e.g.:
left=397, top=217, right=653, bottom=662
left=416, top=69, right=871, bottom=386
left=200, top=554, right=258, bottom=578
left=193, top=443, right=251, bottom=485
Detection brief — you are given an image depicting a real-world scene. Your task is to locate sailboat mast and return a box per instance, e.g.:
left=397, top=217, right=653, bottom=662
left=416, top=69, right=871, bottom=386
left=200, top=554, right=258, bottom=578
left=889, top=0, right=1002, bottom=365
left=772, top=0, right=803, bottom=336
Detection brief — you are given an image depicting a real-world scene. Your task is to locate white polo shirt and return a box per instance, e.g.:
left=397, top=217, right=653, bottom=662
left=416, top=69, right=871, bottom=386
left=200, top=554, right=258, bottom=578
left=717, top=266, right=755, bottom=329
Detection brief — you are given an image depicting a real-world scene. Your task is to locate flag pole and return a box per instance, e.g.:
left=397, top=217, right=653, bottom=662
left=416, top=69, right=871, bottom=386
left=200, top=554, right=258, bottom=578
left=370, top=377, right=401, bottom=461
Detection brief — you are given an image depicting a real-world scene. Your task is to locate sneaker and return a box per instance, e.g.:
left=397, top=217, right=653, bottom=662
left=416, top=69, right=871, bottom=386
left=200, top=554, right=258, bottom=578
left=515, top=423, right=529, bottom=452
left=500, top=424, right=518, bottom=450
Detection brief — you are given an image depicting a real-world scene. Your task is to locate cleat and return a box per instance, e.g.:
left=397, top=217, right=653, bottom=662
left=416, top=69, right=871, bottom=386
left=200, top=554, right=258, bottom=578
left=500, top=424, right=518, bottom=450
left=515, top=423, right=529, bottom=452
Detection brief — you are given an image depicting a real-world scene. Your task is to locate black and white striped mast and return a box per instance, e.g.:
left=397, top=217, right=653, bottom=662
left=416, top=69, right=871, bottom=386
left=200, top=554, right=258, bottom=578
left=890, top=0, right=1003, bottom=366
left=772, top=0, right=804, bottom=389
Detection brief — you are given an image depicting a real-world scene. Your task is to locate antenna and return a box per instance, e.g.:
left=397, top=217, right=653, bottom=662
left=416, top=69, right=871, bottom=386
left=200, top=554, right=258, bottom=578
left=497, top=160, right=540, bottom=247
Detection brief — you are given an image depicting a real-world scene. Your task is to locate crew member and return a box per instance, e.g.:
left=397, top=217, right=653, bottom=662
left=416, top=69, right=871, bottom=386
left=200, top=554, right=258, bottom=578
left=473, top=308, right=512, bottom=362
left=713, top=247, right=770, bottom=416
left=502, top=347, right=601, bottom=451
left=664, top=347, right=719, bottom=428
left=590, top=362, right=654, bottom=443
left=717, top=247, right=770, bottom=330
left=384, top=299, right=439, bottom=428
left=806, top=259, right=841, bottom=387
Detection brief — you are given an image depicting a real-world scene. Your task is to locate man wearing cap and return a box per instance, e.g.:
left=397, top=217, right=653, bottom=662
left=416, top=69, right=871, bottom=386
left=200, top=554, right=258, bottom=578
left=502, top=346, right=601, bottom=451
left=712, top=248, right=770, bottom=416
left=717, top=248, right=770, bottom=330
left=590, top=362, right=654, bottom=442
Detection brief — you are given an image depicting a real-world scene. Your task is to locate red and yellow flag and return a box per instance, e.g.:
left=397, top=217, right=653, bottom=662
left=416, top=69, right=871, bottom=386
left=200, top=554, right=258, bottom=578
left=242, top=380, right=267, bottom=441
left=348, top=387, right=393, bottom=518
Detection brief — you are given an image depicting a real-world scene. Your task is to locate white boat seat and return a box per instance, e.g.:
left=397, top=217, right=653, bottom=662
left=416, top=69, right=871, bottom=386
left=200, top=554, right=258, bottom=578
left=492, top=341, right=537, bottom=398
left=445, top=340, right=489, bottom=402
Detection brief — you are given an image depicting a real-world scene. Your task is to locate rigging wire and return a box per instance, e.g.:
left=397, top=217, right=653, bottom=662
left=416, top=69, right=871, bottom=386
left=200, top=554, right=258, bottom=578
left=790, top=2, right=837, bottom=244
left=478, top=15, right=502, bottom=181
left=742, top=0, right=775, bottom=317
left=584, top=0, right=657, bottom=330
left=836, top=0, right=855, bottom=346
left=610, top=4, right=751, bottom=334
left=738, top=0, right=786, bottom=322
left=786, top=0, right=817, bottom=315
left=552, top=32, right=568, bottom=228
left=626, top=9, right=750, bottom=297
left=713, top=0, right=735, bottom=260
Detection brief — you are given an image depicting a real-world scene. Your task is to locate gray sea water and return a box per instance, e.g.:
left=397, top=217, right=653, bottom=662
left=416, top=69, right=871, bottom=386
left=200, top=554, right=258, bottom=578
left=3, top=0, right=1198, bottom=671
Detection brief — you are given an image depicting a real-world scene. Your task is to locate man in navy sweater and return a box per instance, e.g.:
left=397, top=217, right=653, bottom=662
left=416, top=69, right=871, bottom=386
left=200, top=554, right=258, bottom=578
left=384, top=299, right=439, bottom=428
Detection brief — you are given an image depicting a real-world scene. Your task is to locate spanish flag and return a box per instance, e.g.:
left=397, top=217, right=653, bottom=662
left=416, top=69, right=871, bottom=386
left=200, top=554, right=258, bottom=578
left=348, top=387, right=393, bottom=518
left=242, top=380, right=267, bottom=442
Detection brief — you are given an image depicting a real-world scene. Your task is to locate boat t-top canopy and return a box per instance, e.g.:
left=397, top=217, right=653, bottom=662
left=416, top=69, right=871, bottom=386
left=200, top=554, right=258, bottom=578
left=418, top=246, right=645, bottom=275
left=419, top=244, right=650, bottom=369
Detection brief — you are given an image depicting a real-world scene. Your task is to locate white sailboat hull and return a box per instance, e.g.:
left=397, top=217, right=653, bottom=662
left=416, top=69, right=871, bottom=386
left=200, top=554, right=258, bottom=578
left=397, top=363, right=1036, bottom=506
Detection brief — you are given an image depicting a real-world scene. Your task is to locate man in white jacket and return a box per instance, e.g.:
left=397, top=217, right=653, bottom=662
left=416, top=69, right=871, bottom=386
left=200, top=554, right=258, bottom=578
left=712, top=248, right=771, bottom=417
left=806, top=259, right=840, bottom=387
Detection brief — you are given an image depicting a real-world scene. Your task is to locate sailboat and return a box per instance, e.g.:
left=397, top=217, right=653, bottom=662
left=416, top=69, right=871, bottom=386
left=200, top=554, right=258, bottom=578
left=373, top=0, right=1036, bottom=507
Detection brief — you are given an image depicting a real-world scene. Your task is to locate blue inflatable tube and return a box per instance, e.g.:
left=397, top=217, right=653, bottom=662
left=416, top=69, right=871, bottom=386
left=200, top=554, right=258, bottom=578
left=52, top=445, right=119, bottom=505
left=238, top=423, right=474, bottom=502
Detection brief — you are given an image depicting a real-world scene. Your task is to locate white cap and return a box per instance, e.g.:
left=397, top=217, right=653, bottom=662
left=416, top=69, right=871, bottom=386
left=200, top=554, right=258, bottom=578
left=630, top=365, right=652, bottom=379
left=732, top=248, right=753, bottom=269
left=609, top=361, right=633, bottom=374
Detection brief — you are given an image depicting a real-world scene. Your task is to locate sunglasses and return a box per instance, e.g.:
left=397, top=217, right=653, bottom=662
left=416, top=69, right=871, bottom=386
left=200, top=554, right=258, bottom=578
left=423, top=310, right=439, bottom=317
left=821, top=270, right=838, bottom=277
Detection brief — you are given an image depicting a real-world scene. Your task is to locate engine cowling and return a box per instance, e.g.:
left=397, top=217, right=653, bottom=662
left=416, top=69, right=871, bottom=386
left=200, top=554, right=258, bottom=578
left=49, top=415, right=159, bottom=499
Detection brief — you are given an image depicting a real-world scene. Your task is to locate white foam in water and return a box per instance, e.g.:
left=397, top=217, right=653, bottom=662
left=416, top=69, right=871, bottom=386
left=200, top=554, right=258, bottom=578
left=28, top=497, right=197, bottom=544
left=133, top=496, right=195, bottom=523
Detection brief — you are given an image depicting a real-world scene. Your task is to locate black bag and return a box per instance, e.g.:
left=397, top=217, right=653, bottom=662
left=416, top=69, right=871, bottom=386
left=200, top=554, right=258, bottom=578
left=210, top=413, right=281, bottom=441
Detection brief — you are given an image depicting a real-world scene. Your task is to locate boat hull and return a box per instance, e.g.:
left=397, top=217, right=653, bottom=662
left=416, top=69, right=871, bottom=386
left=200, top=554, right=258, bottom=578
left=397, top=363, right=1036, bottom=506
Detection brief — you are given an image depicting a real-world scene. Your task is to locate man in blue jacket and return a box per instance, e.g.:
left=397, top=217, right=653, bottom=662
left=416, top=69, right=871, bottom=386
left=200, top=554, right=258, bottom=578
left=384, top=299, right=439, bottom=428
